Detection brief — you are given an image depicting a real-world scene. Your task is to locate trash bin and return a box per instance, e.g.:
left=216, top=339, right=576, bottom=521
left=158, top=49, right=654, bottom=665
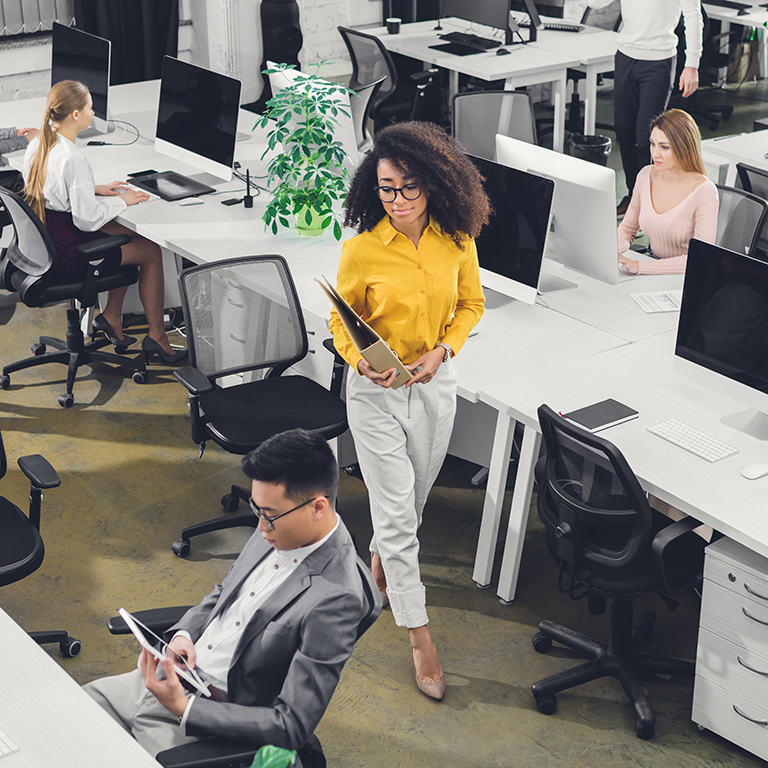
left=566, top=133, right=612, bottom=166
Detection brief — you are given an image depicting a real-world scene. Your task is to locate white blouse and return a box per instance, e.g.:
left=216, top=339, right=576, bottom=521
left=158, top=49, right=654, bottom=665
left=22, top=134, right=126, bottom=232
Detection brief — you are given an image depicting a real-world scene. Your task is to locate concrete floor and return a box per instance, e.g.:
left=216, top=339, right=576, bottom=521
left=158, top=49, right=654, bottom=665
left=2, top=79, right=768, bottom=767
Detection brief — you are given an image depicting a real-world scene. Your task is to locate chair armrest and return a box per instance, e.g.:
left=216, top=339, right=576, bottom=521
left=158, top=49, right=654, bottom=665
left=410, top=68, right=436, bottom=85
left=322, top=337, right=346, bottom=398
left=107, top=606, right=193, bottom=636
left=77, top=235, right=132, bottom=260
left=157, top=739, right=258, bottom=768
left=650, top=515, right=705, bottom=596
left=174, top=366, right=213, bottom=395
left=17, top=454, right=60, bottom=489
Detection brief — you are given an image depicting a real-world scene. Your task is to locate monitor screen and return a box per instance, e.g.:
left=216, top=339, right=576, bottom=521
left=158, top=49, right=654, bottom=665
left=51, top=23, right=110, bottom=127
left=155, top=57, right=242, bottom=181
left=443, top=0, right=512, bottom=31
left=509, top=0, right=565, bottom=19
left=469, top=153, right=554, bottom=306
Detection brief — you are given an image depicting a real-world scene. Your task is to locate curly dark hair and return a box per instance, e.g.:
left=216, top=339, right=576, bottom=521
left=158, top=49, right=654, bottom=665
left=344, top=121, right=490, bottom=249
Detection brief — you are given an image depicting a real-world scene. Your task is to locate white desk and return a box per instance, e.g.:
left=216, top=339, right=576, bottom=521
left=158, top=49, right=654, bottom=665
left=703, top=2, right=768, bottom=82
left=0, top=606, right=161, bottom=767
left=367, top=18, right=580, bottom=151
left=702, top=130, right=768, bottom=186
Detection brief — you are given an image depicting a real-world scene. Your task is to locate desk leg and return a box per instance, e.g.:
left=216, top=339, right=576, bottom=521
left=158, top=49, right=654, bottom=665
left=551, top=72, right=566, bottom=153
left=449, top=70, right=459, bottom=103
left=583, top=64, right=598, bottom=137
left=472, top=412, right=516, bottom=588
left=496, top=426, right=541, bottom=604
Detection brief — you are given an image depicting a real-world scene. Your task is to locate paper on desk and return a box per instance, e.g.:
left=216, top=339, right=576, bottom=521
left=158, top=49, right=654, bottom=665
left=630, top=290, right=683, bottom=314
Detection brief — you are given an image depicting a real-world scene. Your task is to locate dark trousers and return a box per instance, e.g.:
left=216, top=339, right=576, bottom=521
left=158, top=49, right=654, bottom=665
left=613, top=51, right=676, bottom=195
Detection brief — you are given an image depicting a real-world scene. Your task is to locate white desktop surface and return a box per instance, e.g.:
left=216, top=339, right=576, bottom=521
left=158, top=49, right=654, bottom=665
left=0, top=606, right=161, bottom=767
left=701, top=130, right=768, bottom=186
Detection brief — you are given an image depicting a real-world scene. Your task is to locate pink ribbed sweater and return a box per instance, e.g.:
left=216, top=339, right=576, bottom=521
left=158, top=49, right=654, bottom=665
left=617, top=165, right=719, bottom=275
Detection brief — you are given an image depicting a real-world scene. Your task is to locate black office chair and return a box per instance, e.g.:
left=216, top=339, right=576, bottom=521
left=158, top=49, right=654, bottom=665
left=0, top=188, right=147, bottom=408
left=170, top=255, right=347, bottom=557
left=106, top=556, right=382, bottom=768
left=734, top=163, right=768, bottom=257
left=0, top=427, right=81, bottom=657
left=715, top=184, right=768, bottom=258
left=530, top=405, right=706, bottom=740
left=350, top=76, right=386, bottom=155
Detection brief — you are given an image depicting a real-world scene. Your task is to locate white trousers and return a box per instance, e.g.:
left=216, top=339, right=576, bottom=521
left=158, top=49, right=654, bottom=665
left=346, top=360, right=458, bottom=628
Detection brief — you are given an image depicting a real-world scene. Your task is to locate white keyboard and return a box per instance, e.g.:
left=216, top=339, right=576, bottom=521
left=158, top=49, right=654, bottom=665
left=647, top=418, right=739, bottom=463
left=119, top=183, right=160, bottom=202
left=0, top=726, right=19, bottom=760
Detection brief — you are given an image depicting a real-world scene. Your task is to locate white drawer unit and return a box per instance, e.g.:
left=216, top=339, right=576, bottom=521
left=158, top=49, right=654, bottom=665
left=693, top=537, right=768, bottom=761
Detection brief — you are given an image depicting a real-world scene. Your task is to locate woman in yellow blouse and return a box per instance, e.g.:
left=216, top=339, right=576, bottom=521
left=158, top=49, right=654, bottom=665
left=330, top=122, right=489, bottom=700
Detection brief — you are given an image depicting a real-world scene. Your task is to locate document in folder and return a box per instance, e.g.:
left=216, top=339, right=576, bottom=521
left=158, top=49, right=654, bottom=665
left=316, top=276, right=412, bottom=390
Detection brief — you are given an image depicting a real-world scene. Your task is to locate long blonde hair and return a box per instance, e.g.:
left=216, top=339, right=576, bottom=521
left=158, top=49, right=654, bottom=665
left=24, top=80, right=90, bottom=223
left=649, top=109, right=706, bottom=175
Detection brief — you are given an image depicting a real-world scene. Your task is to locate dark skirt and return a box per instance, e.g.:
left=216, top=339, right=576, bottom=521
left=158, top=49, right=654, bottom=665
left=45, top=209, right=123, bottom=279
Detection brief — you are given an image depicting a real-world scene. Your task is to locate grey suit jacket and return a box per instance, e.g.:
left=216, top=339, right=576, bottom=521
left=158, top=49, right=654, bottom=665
left=166, top=520, right=365, bottom=751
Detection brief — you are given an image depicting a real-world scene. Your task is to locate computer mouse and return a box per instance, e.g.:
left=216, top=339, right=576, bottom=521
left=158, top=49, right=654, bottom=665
left=496, top=48, right=511, bottom=56
left=179, top=198, right=204, bottom=206
left=741, top=463, right=768, bottom=480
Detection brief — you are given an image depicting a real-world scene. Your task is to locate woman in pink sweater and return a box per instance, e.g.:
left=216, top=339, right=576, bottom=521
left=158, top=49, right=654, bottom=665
left=617, top=109, right=718, bottom=275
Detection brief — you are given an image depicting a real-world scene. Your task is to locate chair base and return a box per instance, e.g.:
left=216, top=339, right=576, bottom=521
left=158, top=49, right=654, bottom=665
left=28, top=629, right=82, bottom=657
left=531, top=600, right=695, bottom=740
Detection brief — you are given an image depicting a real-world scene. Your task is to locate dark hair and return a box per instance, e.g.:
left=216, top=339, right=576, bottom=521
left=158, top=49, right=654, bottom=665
left=241, top=429, right=338, bottom=508
left=344, top=121, right=490, bottom=249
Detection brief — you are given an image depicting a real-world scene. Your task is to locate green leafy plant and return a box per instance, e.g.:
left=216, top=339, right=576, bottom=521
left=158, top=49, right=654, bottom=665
left=247, top=745, right=297, bottom=768
left=254, top=62, right=354, bottom=240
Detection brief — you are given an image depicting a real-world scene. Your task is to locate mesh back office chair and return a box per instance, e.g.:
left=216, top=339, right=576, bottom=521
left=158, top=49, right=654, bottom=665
left=106, top=557, right=382, bottom=768
left=0, top=428, right=81, bottom=657
left=735, top=163, right=768, bottom=256
left=0, top=188, right=147, bottom=408
left=170, top=256, right=347, bottom=558
left=350, top=76, right=386, bottom=155
left=452, top=90, right=537, bottom=160
left=531, top=405, right=706, bottom=740
left=714, top=184, right=768, bottom=258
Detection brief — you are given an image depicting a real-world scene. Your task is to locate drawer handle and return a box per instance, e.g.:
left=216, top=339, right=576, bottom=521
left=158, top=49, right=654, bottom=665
left=742, top=607, right=768, bottom=626
left=745, top=583, right=768, bottom=602
left=226, top=298, right=244, bottom=308
left=737, top=656, right=768, bottom=677
left=229, top=334, right=245, bottom=344
left=733, top=705, right=768, bottom=726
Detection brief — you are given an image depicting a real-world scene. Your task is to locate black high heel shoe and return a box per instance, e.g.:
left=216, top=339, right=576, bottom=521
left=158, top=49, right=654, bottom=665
left=92, top=314, right=137, bottom=349
left=141, top=336, right=188, bottom=365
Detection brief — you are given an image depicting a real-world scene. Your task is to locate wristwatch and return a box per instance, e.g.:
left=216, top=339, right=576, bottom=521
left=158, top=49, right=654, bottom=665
left=437, top=342, right=453, bottom=362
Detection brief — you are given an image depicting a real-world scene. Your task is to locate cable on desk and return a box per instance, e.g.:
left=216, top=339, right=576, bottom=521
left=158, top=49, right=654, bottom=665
left=86, top=119, right=140, bottom=146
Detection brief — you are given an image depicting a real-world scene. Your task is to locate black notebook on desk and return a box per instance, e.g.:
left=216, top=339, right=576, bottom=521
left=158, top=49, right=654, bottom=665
left=563, top=399, right=639, bottom=433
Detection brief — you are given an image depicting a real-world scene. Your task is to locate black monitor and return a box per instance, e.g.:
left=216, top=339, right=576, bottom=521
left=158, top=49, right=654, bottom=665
left=510, top=0, right=565, bottom=18
left=51, top=22, right=111, bottom=134
left=442, top=0, right=512, bottom=33
left=154, top=57, right=242, bottom=182
left=468, top=154, right=555, bottom=307
left=675, top=239, right=768, bottom=440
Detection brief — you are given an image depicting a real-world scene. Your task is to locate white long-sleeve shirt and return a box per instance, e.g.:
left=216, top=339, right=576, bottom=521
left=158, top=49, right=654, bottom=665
left=22, top=133, right=126, bottom=231
left=587, top=0, right=702, bottom=68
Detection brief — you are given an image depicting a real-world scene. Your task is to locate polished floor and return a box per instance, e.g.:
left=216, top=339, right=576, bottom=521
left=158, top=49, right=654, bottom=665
left=2, top=79, right=768, bottom=767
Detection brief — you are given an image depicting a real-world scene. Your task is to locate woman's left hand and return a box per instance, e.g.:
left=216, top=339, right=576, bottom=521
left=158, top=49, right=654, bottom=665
left=618, top=253, right=639, bottom=275
left=95, top=180, right=131, bottom=196
left=405, top=348, right=445, bottom=388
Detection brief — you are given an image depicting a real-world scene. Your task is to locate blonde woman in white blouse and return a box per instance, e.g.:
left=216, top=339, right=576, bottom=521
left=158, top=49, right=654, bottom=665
left=23, top=80, right=186, bottom=364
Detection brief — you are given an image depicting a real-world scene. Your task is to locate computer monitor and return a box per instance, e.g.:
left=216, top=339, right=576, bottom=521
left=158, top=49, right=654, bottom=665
left=495, top=134, right=622, bottom=289
left=51, top=22, right=111, bottom=135
left=509, top=0, right=564, bottom=19
left=675, top=238, right=768, bottom=440
left=468, top=153, right=555, bottom=307
left=442, top=0, right=512, bottom=32
left=155, top=57, right=242, bottom=181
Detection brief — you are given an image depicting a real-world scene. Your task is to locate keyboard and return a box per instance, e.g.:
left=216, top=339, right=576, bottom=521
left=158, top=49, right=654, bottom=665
left=517, top=18, right=584, bottom=32
left=647, top=419, right=739, bottom=463
left=438, top=31, right=501, bottom=51
left=120, top=183, right=160, bottom=203
left=0, top=726, right=19, bottom=760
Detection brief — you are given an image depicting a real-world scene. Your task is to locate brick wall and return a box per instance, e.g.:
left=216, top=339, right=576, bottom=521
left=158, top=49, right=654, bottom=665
left=297, top=0, right=349, bottom=69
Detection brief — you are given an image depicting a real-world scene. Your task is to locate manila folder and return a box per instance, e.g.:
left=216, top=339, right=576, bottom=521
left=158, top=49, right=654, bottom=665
left=316, top=276, right=412, bottom=390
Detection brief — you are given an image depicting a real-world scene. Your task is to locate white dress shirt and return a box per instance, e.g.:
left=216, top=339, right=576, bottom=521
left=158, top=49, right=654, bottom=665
left=22, top=134, right=126, bottom=231
left=587, top=0, right=703, bottom=68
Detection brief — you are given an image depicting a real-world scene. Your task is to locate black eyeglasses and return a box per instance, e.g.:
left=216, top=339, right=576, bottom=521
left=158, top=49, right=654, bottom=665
left=248, top=495, right=327, bottom=531
left=374, top=183, right=422, bottom=203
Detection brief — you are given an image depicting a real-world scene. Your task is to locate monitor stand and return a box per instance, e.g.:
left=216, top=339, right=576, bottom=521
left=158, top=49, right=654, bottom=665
left=537, top=273, right=577, bottom=294
left=721, top=409, right=768, bottom=441
left=482, top=286, right=517, bottom=309
left=79, top=116, right=115, bottom=140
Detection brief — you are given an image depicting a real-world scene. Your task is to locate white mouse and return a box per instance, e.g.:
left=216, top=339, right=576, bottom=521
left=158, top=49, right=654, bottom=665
left=179, top=198, right=204, bottom=206
left=741, top=463, right=768, bottom=480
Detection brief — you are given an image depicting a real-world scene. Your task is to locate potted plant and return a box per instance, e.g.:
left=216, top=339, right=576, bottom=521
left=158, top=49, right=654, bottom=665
left=254, top=62, right=354, bottom=240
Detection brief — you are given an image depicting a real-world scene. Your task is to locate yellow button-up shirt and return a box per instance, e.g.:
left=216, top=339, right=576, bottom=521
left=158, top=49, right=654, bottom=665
left=329, top=216, right=485, bottom=371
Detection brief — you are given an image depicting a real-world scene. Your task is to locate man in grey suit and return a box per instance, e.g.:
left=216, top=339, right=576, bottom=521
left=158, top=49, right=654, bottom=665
left=85, top=428, right=372, bottom=762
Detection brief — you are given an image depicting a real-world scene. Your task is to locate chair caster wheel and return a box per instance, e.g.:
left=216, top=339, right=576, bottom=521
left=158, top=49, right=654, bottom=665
left=0, top=375, right=9, bottom=390
left=172, top=538, right=191, bottom=558
left=58, top=393, right=74, bottom=408
left=60, top=637, right=82, bottom=657
left=31, top=342, right=46, bottom=356
left=132, top=370, right=147, bottom=384
left=532, top=632, right=553, bottom=654
left=636, top=720, right=654, bottom=740
left=221, top=493, right=240, bottom=512
left=697, top=724, right=706, bottom=732
left=535, top=694, right=557, bottom=715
